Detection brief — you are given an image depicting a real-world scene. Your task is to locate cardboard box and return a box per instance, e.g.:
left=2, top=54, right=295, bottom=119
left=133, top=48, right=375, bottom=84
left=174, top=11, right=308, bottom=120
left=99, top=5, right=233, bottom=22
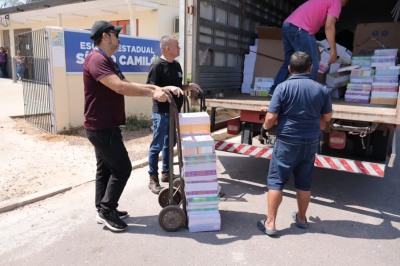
left=326, top=72, right=350, bottom=89
left=353, top=23, right=400, bottom=56
left=369, top=97, right=398, bottom=105
left=253, top=27, right=284, bottom=86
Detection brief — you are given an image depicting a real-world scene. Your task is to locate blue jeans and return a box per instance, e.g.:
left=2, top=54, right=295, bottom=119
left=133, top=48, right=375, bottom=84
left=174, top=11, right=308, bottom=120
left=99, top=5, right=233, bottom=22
left=271, top=22, right=319, bottom=94
left=16, top=63, right=24, bottom=79
left=267, top=136, right=319, bottom=191
left=148, top=112, right=171, bottom=176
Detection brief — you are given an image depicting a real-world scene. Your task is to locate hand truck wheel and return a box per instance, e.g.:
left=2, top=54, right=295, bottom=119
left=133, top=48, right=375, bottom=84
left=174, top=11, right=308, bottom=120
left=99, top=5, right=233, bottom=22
left=172, top=177, right=183, bottom=189
left=158, top=205, right=186, bottom=232
left=158, top=187, right=183, bottom=208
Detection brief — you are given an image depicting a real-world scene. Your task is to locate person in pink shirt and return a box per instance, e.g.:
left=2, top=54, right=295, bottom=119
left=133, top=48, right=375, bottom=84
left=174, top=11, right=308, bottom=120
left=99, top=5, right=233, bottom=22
left=270, top=0, right=349, bottom=95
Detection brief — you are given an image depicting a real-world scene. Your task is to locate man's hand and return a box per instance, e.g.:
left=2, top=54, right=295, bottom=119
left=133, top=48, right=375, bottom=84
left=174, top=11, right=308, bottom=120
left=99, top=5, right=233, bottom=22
left=188, top=83, right=203, bottom=93
left=153, top=90, right=171, bottom=102
left=260, top=126, right=268, bottom=139
left=328, top=50, right=338, bottom=64
left=163, top=86, right=184, bottom=97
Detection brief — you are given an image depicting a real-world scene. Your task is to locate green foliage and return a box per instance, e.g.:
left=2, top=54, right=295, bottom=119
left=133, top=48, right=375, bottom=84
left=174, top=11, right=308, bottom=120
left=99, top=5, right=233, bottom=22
left=189, top=105, right=200, bottom=112
left=125, top=114, right=151, bottom=131
left=186, top=73, right=192, bottom=83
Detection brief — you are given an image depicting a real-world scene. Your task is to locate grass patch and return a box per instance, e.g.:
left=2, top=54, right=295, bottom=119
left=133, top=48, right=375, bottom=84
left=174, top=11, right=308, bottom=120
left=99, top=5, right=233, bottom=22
left=125, top=114, right=152, bottom=131
left=189, top=105, right=200, bottom=112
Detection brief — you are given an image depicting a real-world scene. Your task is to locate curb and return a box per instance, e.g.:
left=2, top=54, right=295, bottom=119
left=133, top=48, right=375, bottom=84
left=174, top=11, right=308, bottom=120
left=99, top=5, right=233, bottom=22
left=0, top=129, right=231, bottom=214
left=0, top=185, right=72, bottom=213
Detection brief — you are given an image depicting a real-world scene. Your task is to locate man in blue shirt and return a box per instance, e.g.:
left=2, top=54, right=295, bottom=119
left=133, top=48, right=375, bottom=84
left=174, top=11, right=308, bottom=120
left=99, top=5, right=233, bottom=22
left=257, top=51, right=333, bottom=236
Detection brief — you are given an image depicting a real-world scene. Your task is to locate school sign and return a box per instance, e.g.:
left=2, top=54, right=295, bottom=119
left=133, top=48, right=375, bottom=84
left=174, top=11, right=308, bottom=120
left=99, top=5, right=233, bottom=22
left=64, top=29, right=160, bottom=74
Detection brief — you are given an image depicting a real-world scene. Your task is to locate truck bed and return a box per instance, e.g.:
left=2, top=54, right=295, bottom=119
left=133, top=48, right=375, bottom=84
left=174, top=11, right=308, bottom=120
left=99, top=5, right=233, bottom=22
left=206, top=94, right=400, bottom=125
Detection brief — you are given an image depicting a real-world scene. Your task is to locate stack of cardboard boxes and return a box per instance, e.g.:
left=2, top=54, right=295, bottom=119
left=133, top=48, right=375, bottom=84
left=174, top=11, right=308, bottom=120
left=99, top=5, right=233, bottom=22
left=241, top=22, right=400, bottom=105
left=241, top=41, right=258, bottom=94
left=179, top=112, right=221, bottom=233
left=251, top=77, right=274, bottom=96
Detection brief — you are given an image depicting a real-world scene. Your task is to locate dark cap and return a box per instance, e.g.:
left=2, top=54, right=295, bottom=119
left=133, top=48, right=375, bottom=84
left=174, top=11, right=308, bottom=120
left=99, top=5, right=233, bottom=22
left=90, top=20, right=122, bottom=40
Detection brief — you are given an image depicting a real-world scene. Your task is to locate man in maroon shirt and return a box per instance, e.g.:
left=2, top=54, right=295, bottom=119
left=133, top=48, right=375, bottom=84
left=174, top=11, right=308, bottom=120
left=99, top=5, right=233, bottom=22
left=84, top=20, right=182, bottom=232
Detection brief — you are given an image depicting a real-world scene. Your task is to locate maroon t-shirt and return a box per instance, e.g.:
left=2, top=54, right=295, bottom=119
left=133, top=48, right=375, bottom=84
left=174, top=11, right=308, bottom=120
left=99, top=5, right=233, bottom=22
left=83, top=49, right=126, bottom=130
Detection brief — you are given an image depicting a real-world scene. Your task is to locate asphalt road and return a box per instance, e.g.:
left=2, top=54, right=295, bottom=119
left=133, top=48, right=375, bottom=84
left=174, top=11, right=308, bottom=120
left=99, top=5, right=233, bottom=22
left=0, top=144, right=399, bottom=265
left=0, top=78, right=399, bottom=265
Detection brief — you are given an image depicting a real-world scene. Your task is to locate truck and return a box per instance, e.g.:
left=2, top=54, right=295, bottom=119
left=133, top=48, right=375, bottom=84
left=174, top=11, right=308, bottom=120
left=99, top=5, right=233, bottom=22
left=182, top=0, right=400, bottom=177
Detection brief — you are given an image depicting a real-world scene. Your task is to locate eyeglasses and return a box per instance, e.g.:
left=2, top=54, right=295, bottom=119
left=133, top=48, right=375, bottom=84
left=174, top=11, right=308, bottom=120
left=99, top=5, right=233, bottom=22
left=107, top=30, right=119, bottom=39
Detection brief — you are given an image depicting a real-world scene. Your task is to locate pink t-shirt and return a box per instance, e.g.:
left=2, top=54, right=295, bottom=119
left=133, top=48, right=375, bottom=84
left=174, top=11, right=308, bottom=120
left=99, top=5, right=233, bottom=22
left=285, top=0, right=342, bottom=35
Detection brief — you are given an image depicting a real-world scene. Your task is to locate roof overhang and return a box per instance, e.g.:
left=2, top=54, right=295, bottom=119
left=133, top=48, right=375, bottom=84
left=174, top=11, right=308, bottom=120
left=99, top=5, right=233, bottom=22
left=0, top=0, right=177, bottom=26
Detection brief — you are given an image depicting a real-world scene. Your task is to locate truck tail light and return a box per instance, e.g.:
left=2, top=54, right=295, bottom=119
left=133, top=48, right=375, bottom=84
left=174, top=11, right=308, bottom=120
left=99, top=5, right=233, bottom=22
left=329, top=131, right=346, bottom=149
left=227, top=118, right=241, bottom=135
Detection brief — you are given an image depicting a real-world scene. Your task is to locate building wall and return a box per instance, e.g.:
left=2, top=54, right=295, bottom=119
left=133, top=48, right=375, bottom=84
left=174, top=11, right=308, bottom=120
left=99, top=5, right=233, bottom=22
left=1, top=5, right=179, bottom=132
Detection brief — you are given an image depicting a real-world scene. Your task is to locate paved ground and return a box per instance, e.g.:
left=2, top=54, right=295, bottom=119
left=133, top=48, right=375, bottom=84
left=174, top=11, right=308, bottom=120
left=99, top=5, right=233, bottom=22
left=0, top=78, right=399, bottom=265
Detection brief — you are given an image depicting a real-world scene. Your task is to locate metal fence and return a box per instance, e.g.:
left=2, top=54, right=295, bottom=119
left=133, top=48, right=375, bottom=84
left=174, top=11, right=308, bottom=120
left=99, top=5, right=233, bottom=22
left=17, top=28, right=55, bottom=133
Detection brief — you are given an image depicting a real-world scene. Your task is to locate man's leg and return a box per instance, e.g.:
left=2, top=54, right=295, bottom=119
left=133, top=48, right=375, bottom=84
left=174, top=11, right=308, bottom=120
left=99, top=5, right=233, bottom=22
left=94, top=151, right=112, bottom=210
left=266, top=189, right=283, bottom=230
left=263, top=138, right=296, bottom=231
left=296, top=189, right=311, bottom=224
left=95, top=128, right=132, bottom=210
left=86, top=128, right=131, bottom=232
left=290, top=29, right=318, bottom=80
left=148, top=113, right=169, bottom=193
left=271, top=23, right=295, bottom=94
left=293, top=140, right=318, bottom=225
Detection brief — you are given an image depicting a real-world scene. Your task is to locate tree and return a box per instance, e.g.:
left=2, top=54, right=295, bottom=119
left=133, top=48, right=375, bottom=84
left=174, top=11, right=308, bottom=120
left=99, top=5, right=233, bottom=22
left=0, top=0, right=25, bottom=8
left=0, top=0, right=43, bottom=8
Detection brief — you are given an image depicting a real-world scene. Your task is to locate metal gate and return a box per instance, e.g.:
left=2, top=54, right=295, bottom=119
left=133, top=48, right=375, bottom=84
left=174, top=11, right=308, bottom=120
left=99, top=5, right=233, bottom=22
left=17, top=29, right=55, bottom=133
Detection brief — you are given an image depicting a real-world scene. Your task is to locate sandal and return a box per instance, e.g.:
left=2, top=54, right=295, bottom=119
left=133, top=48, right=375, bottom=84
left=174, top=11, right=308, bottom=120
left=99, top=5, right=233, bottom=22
left=257, top=218, right=278, bottom=236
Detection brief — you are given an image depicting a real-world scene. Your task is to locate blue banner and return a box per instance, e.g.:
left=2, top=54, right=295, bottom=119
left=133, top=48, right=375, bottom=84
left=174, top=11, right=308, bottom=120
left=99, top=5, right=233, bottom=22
left=64, top=29, right=160, bottom=74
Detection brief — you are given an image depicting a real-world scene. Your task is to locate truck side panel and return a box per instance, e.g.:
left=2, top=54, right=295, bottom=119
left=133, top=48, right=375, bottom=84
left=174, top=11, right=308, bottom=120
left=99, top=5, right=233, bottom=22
left=191, top=0, right=301, bottom=96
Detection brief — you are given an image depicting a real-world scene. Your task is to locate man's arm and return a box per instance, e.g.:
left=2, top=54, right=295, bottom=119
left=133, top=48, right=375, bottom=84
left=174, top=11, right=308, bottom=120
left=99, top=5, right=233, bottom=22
left=99, top=74, right=170, bottom=102
left=325, top=15, right=338, bottom=64
left=262, top=112, right=279, bottom=131
left=321, top=112, right=333, bottom=122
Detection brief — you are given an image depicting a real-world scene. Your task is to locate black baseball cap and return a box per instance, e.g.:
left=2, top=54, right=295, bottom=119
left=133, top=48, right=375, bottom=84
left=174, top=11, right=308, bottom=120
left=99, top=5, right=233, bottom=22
left=90, top=20, right=122, bottom=40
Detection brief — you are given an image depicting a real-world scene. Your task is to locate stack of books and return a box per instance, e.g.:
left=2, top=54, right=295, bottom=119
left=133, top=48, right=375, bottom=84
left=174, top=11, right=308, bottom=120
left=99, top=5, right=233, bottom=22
left=178, top=112, right=221, bottom=233
left=371, top=49, right=398, bottom=68
left=179, top=112, right=211, bottom=135
left=369, top=49, right=399, bottom=106
left=345, top=69, right=373, bottom=103
left=351, top=56, right=372, bottom=68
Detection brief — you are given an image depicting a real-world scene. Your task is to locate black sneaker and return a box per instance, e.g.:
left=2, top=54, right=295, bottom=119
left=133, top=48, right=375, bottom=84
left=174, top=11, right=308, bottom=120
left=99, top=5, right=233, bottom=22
left=96, top=209, right=128, bottom=223
left=96, top=209, right=128, bottom=232
left=116, top=210, right=128, bottom=219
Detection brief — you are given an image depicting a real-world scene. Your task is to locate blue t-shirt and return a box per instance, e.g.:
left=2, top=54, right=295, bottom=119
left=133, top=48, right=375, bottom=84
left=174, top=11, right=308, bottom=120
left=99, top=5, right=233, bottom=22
left=268, top=74, right=332, bottom=139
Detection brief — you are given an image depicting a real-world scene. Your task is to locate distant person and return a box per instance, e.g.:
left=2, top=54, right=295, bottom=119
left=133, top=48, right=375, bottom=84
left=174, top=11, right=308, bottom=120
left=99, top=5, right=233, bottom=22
left=270, top=0, right=349, bottom=95
left=147, top=35, right=203, bottom=194
left=0, top=47, right=8, bottom=78
left=257, top=51, right=333, bottom=236
left=16, top=50, right=25, bottom=81
left=84, top=20, right=182, bottom=232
